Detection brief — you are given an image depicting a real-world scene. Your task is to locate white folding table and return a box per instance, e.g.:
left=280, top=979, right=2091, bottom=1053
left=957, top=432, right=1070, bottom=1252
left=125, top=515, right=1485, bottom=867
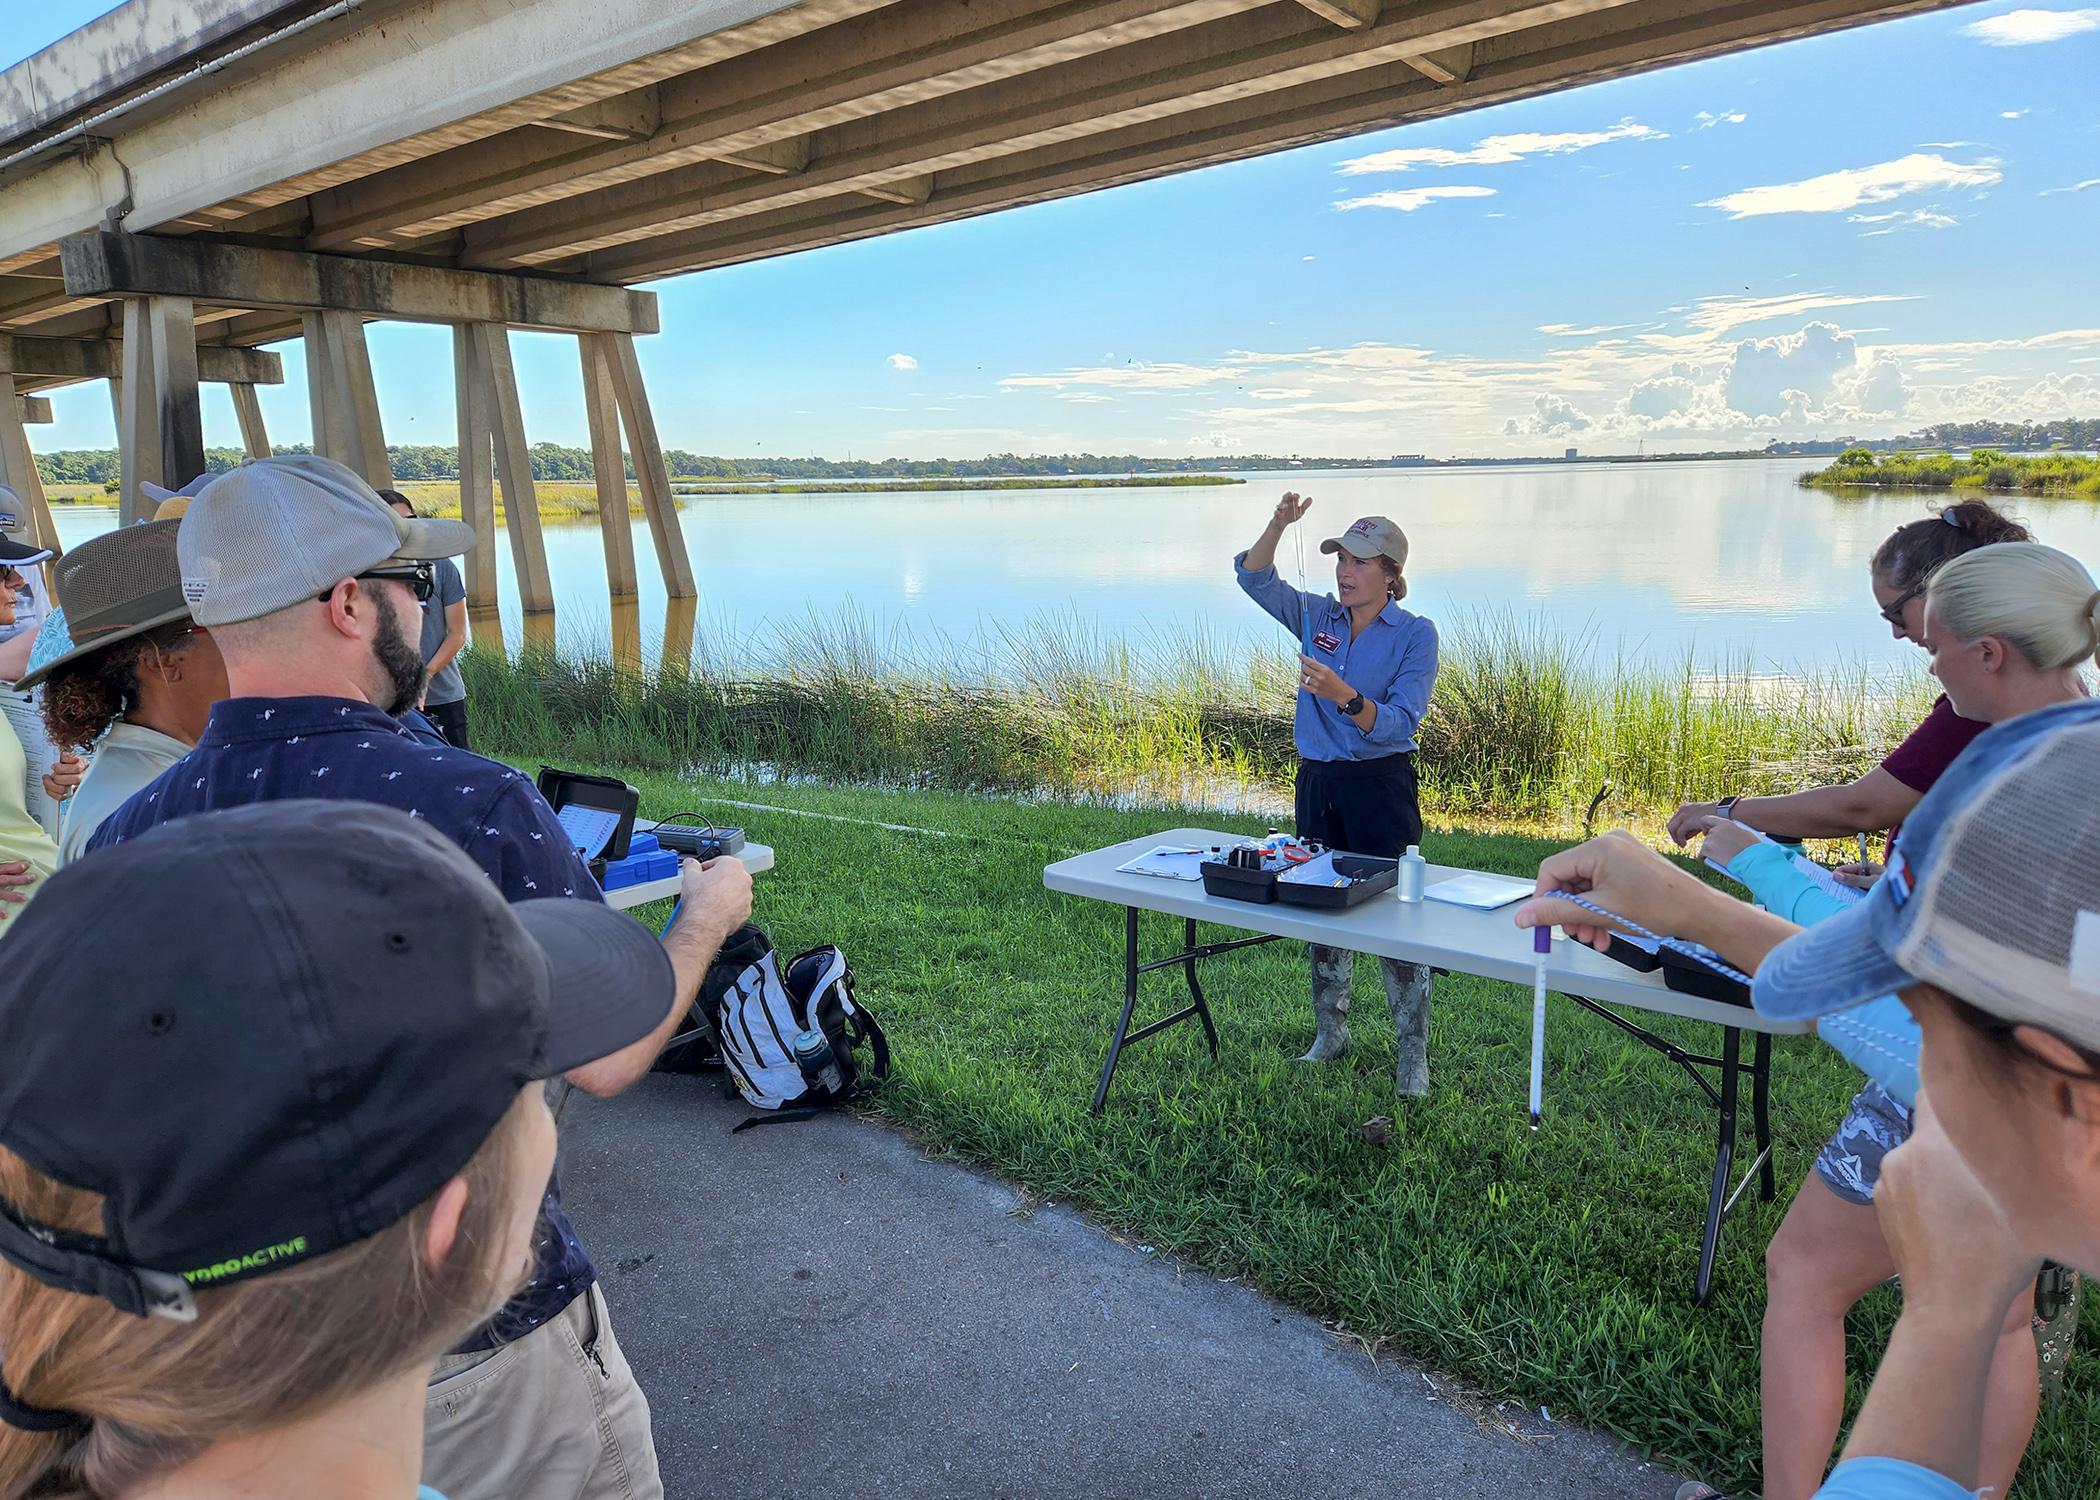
left=1043, top=828, right=1812, bottom=1304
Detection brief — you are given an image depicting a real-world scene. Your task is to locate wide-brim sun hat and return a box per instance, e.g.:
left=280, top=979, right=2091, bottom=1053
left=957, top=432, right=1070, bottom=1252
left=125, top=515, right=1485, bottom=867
left=16, top=521, right=191, bottom=691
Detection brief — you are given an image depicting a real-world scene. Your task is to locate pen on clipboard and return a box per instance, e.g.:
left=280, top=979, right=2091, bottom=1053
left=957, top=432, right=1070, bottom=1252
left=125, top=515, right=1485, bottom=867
left=1528, top=925, right=1550, bottom=1129
left=1857, top=833, right=1870, bottom=866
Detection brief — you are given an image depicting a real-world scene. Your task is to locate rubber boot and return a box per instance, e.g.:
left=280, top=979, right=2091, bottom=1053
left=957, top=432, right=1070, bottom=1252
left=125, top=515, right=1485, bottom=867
left=1382, top=958, right=1433, bottom=1097
left=1300, top=944, right=1353, bottom=1061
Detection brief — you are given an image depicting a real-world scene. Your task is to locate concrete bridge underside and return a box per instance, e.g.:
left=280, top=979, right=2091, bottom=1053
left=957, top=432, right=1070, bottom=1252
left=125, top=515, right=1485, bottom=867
left=0, top=0, right=1978, bottom=608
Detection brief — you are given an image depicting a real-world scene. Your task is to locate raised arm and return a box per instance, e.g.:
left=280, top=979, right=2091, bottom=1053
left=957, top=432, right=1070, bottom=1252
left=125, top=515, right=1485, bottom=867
left=1241, top=491, right=1312, bottom=574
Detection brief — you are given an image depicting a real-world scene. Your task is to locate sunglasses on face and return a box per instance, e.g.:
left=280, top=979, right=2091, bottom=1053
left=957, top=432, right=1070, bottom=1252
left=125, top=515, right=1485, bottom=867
left=1879, top=581, right=1927, bottom=627
left=317, top=565, right=435, bottom=605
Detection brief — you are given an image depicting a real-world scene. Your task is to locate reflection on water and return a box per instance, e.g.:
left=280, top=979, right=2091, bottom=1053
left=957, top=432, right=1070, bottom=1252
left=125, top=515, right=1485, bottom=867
left=50, top=461, right=2100, bottom=680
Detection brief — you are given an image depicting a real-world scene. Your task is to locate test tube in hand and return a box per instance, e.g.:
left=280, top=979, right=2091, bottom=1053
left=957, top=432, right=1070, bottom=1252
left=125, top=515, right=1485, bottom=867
left=1529, top=925, right=1550, bottom=1130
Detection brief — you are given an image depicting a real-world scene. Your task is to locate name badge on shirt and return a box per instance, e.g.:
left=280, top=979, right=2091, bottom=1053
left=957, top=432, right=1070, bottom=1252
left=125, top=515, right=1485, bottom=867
left=1312, top=631, right=1341, bottom=654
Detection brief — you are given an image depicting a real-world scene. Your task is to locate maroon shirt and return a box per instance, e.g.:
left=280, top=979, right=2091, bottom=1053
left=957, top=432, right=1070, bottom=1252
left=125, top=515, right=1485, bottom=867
left=1882, top=694, right=1987, bottom=793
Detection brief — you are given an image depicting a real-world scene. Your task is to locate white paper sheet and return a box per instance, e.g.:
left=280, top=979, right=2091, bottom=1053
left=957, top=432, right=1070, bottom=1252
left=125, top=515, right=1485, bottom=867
left=1422, top=872, right=1534, bottom=910
left=1116, top=845, right=1212, bottom=881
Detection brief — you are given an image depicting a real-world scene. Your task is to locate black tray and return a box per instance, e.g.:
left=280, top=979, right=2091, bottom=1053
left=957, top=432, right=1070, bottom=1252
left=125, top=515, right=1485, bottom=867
left=1275, top=854, right=1399, bottom=910
left=1200, top=859, right=1280, bottom=903
left=1658, top=944, right=1752, bottom=1007
left=1600, top=934, right=1662, bottom=973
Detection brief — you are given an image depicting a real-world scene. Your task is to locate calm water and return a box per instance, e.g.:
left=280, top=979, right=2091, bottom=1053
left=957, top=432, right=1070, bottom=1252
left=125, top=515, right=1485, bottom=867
left=51, top=459, right=2100, bottom=680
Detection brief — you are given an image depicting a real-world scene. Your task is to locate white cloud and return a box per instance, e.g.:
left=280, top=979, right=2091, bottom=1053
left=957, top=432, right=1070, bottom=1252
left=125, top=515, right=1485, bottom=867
left=2042, top=178, right=2100, bottom=195
left=1301, top=255, right=1317, bottom=261
left=1053, top=393, right=1112, bottom=403
left=1656, top=290, right=1918, bottom=342
left=999, top=361, right=1245, bottom=392
left=886, top=353, right=918, bottom=371
left=2000, top=108, right=2031, bottom=118
left=1848, top=208, right=1961, bottom=234
left=1627, top=374, right=1698, bottom=417
left=1334, top=186, right=1497, bottom=212
left=1503, top=393, right=1593, bottom=436
left=1336, top=118, right=1664, bottom=174
left=1540, top=321, right=1642, bottom=337
left=1919, top=140, right=1976, bottom=149
left=1249, top=387, right=1315, bottom=399
left=1701, top=153, right=2000, bottom=217
left=1724, top=322, right=1860, bottom=416
left=1692, top=110, right=1747, bottom=129
left=1963, top=8, right=2100, bottom=44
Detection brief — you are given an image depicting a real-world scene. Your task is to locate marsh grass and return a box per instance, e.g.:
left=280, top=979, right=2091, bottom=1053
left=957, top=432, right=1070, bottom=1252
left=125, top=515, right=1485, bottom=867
left=465, top=608, right=1935, bottom=827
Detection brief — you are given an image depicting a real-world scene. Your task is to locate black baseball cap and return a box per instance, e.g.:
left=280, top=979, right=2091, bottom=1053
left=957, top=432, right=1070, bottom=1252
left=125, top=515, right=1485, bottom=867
left=0, top=800, right=675, bottom=1322
left=0, top=535, right=53, bottom=568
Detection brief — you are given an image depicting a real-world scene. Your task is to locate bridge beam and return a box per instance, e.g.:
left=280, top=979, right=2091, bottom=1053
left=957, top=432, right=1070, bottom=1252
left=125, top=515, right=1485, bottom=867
left=0, top=334, right=283, bottom=386
left=59, top=232, right=659, bottom=335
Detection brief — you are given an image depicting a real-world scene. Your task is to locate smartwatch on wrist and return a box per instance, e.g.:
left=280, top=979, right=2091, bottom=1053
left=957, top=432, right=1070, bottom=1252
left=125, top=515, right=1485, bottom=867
left=1339, top=692, right=1366, bottom=718
left=1717, top=794, right=1743, bottom=822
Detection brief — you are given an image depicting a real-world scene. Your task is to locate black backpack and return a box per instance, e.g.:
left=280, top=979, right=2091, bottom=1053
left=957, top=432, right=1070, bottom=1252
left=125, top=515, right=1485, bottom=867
left=655, top=922, right=889, bottom=1122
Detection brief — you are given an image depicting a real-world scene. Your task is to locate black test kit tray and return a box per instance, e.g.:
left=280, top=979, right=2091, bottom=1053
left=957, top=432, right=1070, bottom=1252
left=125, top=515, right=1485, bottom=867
left=1274, top=852, right=1398, bottom=910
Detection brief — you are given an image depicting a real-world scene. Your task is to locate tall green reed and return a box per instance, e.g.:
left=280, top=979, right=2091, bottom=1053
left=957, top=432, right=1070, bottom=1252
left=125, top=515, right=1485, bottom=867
left=463, top=607, right=1936, bottom=825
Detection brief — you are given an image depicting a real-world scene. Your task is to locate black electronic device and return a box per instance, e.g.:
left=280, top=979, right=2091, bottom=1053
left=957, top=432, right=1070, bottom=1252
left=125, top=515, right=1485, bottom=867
left=535, top=767, right=639, bottom=868
left=655, top=823, right=747, bottom=862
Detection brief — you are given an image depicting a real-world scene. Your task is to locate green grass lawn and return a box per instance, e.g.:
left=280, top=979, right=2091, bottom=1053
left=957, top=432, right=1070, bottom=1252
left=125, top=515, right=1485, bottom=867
left=523, top=755, right=2097, bottom=1497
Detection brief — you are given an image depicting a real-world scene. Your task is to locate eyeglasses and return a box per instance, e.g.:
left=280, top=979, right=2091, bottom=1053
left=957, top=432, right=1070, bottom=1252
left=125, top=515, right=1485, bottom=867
left=1878, top=580, right=1927, bottom=627
left=1944, top=993, right=2100, bottom=1081
left=317, top=565, right=435, bottom=605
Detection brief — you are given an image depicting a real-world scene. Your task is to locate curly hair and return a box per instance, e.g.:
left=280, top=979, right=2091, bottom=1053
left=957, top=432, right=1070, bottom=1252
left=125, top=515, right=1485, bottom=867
left=40, top=622, right=198, bottom=753
left=1870, top=498, right=2031, bottom=594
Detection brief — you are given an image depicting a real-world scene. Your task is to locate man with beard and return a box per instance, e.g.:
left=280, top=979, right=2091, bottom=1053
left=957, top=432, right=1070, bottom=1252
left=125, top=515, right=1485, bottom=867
left=85, top=454, right=752, bottom=1500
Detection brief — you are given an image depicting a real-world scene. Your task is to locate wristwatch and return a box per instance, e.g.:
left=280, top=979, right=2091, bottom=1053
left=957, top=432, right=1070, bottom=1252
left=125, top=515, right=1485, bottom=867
left=1339, top=692, right=1366, bottom=717
left=1717, top=794, right=1743, bottom=821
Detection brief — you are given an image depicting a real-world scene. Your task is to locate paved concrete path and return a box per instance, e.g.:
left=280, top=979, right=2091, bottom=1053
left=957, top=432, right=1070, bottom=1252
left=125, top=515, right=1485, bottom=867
left=561, top=1076, right=1689, bottom=1500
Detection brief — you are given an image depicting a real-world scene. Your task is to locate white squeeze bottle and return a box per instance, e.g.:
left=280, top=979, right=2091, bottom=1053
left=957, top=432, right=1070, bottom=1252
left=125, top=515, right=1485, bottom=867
left=1396, top=845, right=1426, bottom=902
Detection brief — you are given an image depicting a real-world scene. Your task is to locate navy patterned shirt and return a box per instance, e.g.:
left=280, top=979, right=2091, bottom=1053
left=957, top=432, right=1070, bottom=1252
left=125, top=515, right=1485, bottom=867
left=88, top=696, right=603, bottom=1350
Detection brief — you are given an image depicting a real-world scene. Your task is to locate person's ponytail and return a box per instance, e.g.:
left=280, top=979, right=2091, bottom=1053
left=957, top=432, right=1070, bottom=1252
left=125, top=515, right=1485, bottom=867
left=1872, top=498, right=2032, bottom=595
left=1927, top=543, right=2100, bottom=673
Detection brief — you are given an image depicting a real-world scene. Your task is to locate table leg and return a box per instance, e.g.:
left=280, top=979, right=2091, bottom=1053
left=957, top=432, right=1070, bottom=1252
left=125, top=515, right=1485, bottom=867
left=1090, top=906, right=1143, bottom=1116
left=1694, top=1027, right=1743, bottom=1308
left=1753, top=1031, right=1775, bottom=1202
left=1183, top=916, right=1220, bottom=1059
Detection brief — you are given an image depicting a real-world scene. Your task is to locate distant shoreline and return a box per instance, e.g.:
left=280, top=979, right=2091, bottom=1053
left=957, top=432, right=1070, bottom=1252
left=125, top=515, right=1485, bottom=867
left=670, top=474, right=1244, bottom=495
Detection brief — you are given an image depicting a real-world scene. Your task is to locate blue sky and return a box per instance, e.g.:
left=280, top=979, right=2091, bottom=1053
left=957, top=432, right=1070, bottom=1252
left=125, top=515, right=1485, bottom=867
left=11, top=1, right=2100, bottom=458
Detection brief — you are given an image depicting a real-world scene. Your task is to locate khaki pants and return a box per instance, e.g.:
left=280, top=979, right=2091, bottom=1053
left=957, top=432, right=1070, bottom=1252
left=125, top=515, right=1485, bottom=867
left=424, top=1284, right=663, bottom=1500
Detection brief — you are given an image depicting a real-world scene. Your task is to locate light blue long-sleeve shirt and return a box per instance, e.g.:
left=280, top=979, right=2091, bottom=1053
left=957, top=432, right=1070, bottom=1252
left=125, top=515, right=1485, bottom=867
left=1815, top=1456, right=1980, bottom=1499
left=1729, top=841, right=1921, bottom=1106
left=1234, top=552, right=1438, bottom=760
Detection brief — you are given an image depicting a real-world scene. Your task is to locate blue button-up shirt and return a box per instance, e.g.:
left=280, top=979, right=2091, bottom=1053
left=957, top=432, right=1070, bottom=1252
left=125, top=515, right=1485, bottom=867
left=88, top=696, right=604, bottom=1350
left=1235, top=552, right=1439, bottom=761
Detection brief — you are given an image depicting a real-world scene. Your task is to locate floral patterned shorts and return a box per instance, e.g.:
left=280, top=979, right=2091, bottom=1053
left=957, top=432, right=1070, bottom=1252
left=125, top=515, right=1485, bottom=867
left=1813, top=1080, right=1914, bottom=1207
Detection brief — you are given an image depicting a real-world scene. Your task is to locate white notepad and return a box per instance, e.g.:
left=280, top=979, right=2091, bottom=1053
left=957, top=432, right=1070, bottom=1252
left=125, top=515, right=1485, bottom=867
left=1116, top=846, right=1211, bottom=881
left=1422, top=873, right=1534, bottom=910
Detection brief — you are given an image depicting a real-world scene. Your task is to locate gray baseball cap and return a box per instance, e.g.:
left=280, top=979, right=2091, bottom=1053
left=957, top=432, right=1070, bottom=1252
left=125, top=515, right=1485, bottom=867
left=177, top=455, right=475, bottom=627
left=1319, top=515, right=1409, bottom=570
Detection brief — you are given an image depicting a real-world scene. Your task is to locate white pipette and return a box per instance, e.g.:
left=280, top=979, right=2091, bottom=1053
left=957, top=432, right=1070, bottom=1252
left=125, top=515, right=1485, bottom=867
left=1528, top=924, right=1550, bottom=1129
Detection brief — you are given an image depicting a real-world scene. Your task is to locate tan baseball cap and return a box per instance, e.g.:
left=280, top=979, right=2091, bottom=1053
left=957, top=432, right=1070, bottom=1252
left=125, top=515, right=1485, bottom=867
left=1319, top=515, right=1408, bottom=570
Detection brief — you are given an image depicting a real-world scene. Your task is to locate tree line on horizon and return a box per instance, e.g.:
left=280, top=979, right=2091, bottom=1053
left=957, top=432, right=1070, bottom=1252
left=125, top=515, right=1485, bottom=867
left=30, top=419, right=2096, bottom=489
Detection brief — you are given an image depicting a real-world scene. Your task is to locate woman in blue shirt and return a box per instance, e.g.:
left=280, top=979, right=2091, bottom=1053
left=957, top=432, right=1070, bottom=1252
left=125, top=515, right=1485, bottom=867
left=1235, top=492, right=1441, bottom=1095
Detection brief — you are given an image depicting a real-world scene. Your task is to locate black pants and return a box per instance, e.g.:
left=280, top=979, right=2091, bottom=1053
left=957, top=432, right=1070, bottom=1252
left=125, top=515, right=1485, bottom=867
left=1293, top=752, right=1421, bottom=857
left=426, top=697, right=472, bottom=752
